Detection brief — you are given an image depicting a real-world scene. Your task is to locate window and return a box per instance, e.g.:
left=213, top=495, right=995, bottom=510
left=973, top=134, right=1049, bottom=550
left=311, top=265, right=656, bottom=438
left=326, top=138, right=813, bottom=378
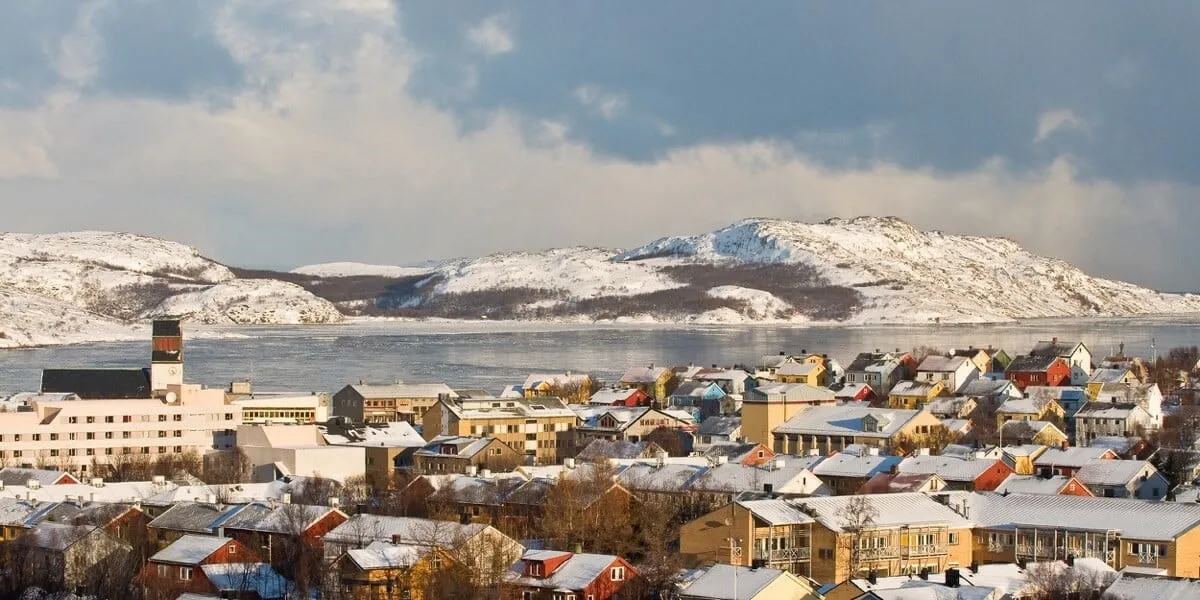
left=68, top=449, right=76, bottom=456
left=173, top=415, right=182, bottom=422
left=522, top=592, right=535, bottom=600
left=1129, top=543, right=1168, bottom=557
left=159, top=431, right=167, bottom=438
left=69, top=433, right=76, bottom=441
left=949, top=533, right=960, bottom=545
left=86, top=416, right=95, bottom=424
left=159, top=415, right=167, bottom=422
left=32, top=434, right=40, bottom=441
left=123, top=432, right=131, bottom=439
left=157, top=565, right=168, bottom=578
left=105, top=416, right=114, bottom=423
left=229, top=545, right=237, bottom=555
left=225, top=413, right=234, bottom=420
left=610, top=566, right=626, bottom=581
left=68, top=417, right=77, bottom=424
left=11, top=434, right=18, bottom=442
left=49, top=449, right=58, bottom=457
left=86, top=449, right=94, bottom=456
left=178, top=567, right=191, bottom=580
left=105, top=432, right=113, bottom=439
left=123, top=416, right=132, bottom=423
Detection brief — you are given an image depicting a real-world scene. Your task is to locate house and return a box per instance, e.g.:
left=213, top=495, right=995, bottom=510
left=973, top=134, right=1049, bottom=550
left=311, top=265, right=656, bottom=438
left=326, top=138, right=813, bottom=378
left=499, top=473, right=635, bottom=543
left=1074, top=459, right=1170, bottom=500
left=1033, top=446, right=1120, bottom=478
left=573, top=407, right=693, bottom=447
left=993, top=474, right=1093, bottom=496
left=994, top=396, right=1066, bottom=431
left=771, top=406, right=947, bottom=456
left=694, top=416, right=742, bottom=451
left=501, top=549, right=635, bottom=600
left=822, top=569, right=1008, bottom=600
left=148, top=501, right=349, bottom=567
left=742, top=383, right=837, bottom=447
left=12, top=522, right=131, bottom=593
left=521, top=373, right=593, bottom=404
left=678, top=563, right=823, bottom=600
left=334, top=541, right=456, bottom=600
left=949, top=348, right=994, bottom=375
left=776, top=361, right=828, bottom=387
left=1023, top=386, right=1089, bottom=436
left=1005, top=355, right=1072, bottom=390
left=955, top=379, right=1022, bottom=406
left=924, top=396, right=977, bottom=421
left=1087, top=368, right=1139, bottom=398
left=897, top=452, right=1015, bottom=492
left=965, top=492, right=1200, bottom=577
left=757, top=353, right=799, bottom=377
left=680, top=499, right=817, bottom=575
left=138, top=535, right=287, bottom=600
left=1029, top=338, right=1093, bottom=385
left=999, top=420, right=1068, bottom=447
left=887, top=380, right=948, bottom=410
left=587, top=388, right=649, bottom=408
left=1093, top=383, right=1164, bottom=429
left=668, top=381, right=733, bottom=421
left=412, top=436, right=524, bottom=475
left=811, top=452, right=905, bottom=496
left=700, top=442, right=775, bottom=467
left=0, top=467, right=81, bottom=487
left=692, top=368, right=757, bottom=395
left=797, top=493, right=974, bottom=583
left=1074, top=403, right=1154, bottom=445
left=618, top=365, right=676, bottom=401
left=833, top=383, right=876, bottom=403
left=915, top=356, right=979, bottom=394
left=332, top=382, right=459, bottom=424
left=575, top=439, right=665, bottom=461
left=844, top=353, right=905, bottom=397
left=405, top=474, right=527, bottom=526
left=857, top=472, right=948, bottom=495
left=422, top=397, right=579, bottom=465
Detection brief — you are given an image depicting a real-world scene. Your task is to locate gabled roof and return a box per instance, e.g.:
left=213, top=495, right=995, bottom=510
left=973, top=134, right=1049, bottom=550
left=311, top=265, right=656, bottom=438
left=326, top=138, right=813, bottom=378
left=415, top=435, right=498, bottom=459
left=996, top=396, right=1057, bottom=414
left=344, top=541, right=435, bottom=570
left=522, top=373, right=590, bottom=391
left=736, top=499, right=816, bottom=526
left=345, top=382, right=458, bottom=400
left=696, top=416, right=741, bottom=437
left=24, top=522, right=99, bottom=551
left=811, top=453, right=903, bottom=479
left=774, top=406, right=925, bottom=438
left=324, top=514, right=492, bottom=547
left=150, top=535, right=232, bottom=566
left=0, top=467, right=78, bottom=487
left=796, top=493, right=973, bottom=532
left=1089, top=368, right=1132, bottom=384
left=957, top=378, right=1017, bottom=398
left=1000, top=420, right=1063, bottom=440
left=1074, top=402, right=1145, bottom=419
left=504, top=551, right=624, bottom=592
left=588, top=388, right=643, bottom=405
left=776, top=362, right=822, bottom=377
left=1102, top=572, right=1200, bottom=600
left=964, top=492, right=1200, bottom=541
left=620, top=366, right=669, bottom=383
left=748, top=383, right=835, bottom=403
left=1033, top=446, right=1118, bottom=468
left=916, top=355, right=971, bottom=373
left=691, top=460, right=817, bottom=495
left=858, top=472, right=942, bottom=494
left=889, top=381, right=940, bottom=397
left=994, top=475, right=1083, bottom=496
left=1006, top=354, right=1063, bottom=373
left=202, top=563, right=290, bottom=599
left=679, top=563, right=798, bottom=600
left=1030, top=340, right=1086, bottom=359
left=1075, top=460, right=1156, bottom=487
left=898, top=455, right=1004, bottom=483
left=149, top=502, right=242, bottom=534
left=40, top=368, right=151, bottom=399
left=576, top=439, right=660, bottom=460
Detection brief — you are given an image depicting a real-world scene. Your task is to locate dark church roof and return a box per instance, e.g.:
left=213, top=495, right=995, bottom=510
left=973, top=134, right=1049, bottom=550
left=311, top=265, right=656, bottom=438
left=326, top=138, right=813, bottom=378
left=40, top=368, right=152, bottom=399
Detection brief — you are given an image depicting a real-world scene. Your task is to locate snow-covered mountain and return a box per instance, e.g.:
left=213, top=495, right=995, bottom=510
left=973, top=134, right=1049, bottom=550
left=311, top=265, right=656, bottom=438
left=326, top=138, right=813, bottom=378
left=299, top=216, right=1200, bottom=325
left=0, top=232, right=341, bottom=348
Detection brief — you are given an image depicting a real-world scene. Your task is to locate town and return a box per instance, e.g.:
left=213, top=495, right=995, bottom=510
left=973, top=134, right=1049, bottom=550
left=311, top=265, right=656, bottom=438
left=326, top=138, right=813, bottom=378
left=1, top=320, right=1198, bottom=600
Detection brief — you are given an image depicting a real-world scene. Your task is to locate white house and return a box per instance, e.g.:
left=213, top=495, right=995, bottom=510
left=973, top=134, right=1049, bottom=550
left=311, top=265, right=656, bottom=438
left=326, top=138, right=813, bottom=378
left=915, top=356, right=979, bottom=394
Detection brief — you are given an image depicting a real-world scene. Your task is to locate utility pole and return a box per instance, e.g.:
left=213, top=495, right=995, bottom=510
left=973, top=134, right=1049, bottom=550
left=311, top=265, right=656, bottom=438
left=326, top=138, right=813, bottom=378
left=1152, top=338, right=1158, bottom=363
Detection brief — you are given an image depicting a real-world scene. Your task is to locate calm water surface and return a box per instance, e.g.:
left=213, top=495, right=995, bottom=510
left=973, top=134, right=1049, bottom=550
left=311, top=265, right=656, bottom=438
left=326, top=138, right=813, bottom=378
left=2, top=317, right=1200, bottom=394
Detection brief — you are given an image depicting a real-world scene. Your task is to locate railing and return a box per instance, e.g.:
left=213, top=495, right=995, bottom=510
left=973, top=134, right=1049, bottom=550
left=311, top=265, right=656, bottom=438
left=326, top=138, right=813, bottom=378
left=768, top=547, right=811, bottom=562
left=1137, top=553, right=1160, bottom=566
left=904, top=545, right=947, bottom=558
left=855, top=547, right=900, bottom=561
left=1017, top=545, right=1116, bottom=563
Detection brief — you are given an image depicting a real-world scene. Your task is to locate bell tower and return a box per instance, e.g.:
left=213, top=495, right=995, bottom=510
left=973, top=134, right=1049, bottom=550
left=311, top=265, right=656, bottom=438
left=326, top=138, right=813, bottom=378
left=150, top=319, right=184, bottom=395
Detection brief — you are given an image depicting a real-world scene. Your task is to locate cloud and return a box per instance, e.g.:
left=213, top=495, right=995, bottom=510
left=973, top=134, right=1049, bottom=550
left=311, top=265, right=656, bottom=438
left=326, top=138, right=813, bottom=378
left=466, top=14, right=514, bottom=56
left=573, top=84, right=628, bottom=120
left=1034, top=109, right=1086, bottom=143
left=0, top=1, right=1197, bottom=291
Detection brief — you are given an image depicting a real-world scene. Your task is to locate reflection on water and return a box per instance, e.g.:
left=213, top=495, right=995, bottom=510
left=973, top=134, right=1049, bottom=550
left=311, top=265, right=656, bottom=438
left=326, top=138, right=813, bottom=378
left=2, top=317, right=1200, bottom=394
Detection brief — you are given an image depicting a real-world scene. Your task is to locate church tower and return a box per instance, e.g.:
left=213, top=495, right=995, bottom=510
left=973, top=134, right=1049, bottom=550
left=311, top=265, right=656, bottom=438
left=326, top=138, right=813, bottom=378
left=150, top=319, right=184, bottom=395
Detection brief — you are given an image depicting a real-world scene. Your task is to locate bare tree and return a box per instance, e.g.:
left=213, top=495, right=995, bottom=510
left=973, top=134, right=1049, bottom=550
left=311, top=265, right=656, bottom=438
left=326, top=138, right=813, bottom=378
left=838, top=495, right=880, bottom=580
left=1023, top=561, right=1113, bottom=600
left=203, top=448, right=252, bottom=485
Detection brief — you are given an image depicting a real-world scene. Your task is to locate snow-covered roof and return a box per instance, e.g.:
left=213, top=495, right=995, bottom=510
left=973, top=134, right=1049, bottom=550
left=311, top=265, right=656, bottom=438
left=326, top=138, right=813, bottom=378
left=965, top=492, right=1200, bottom=541
left=1087, top=436, right=1136, bottom=453
left=325, top=514, right=491, bottom=547
left=1030, top=340, right=1084, bottom=359
left=415, top=435, right=497, bottom=459
left=678, top=563, right=795, bottom=600
left=1074, top=460, right=1155, bottom=487
left=898, top=455, right=1001, bottom=483
left=1006, top=354, right=1062, bottom=372
left=344, top=541, right=433, bottom=570
left=1034, top=446, right=1117, bottom=468
left=522, top=373, right=590, bottom=390
left=588, top=388, right=640, bottom=405
left=890, top=381, right=941, bottom=396
left=576, top=439, right=659, bottom=460
left=691, top=461, right=820, bottom=495
left=748, top=383, right=835, bottom=403
left=999, top=420, right=1063, bottom=441
left=834, top=383, right=874, bottom=400
left=697, top=416, right=741, bottom=437
left=957, top=378, right=1016, bottom=398
left=330, top=421, right=426, bottom=448
left=348, top=382, right=458, bottom=399
left=776, top=362, right=821, bottom=377
left=0, top=467, right=75, bottom=487
left=795, top=493, right=973, bottom=532
left=202, top=563, right=290, bottom=599
left=1074, top=402, right=1143, bottom=419
left=0, top=498, right=59, bottom=527
left=616, top=462, right=708, bottom=493
left=620, top=366, right=669, bottom=383
left=1089, top=368, right=1132, bottom=384
left=995, top=396, right=1054, bottom=414
left=1101, top=572, right=1200, bottom=600
left=737, top=499, right=815, bottom=526
left=150, top=535, right=231, bottom=565
left=774, top=406, right=924, bottom=438
left=693, top=368, right=752, bottom=382
left=149, top=502, right=240, bottom=534
left=24, top=522, right=96, bottom=551
left=994, top=475, right=1079, bottom=496
left=942, top=419, right=972, bottom=434
left=917, top=355, right=970, bottom=373
left=811, top=453, right=903, bottom=479
left=858, top=472, right=942, bottom=494
left=504, top=551, right=621, bottom=592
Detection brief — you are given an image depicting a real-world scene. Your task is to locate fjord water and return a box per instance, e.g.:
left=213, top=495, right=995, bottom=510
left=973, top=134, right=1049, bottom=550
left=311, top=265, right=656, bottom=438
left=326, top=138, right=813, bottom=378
left=2, top=317, right=1200, bottom=394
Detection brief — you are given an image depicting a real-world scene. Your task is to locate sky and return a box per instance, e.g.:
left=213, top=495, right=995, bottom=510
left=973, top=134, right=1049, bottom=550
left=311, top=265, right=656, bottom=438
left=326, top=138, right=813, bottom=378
left=1, top=1, right=1198, bottom=290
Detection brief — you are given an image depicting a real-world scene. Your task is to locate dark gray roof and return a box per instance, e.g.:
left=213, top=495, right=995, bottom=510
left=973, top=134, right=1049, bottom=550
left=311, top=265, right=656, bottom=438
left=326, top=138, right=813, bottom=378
left=40, top=368, right=151, bottom=399
left=1005, top=354, right=1061, bottom=373
left=1030, top=340, right=1082, bottom=358
left=696, top=416, right=741, bottom=437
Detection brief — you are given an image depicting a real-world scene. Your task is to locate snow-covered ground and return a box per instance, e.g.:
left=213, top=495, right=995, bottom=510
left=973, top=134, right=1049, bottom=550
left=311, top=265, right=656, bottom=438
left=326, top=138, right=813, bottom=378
left=0, top=232, right=342, bottom=347
left=290, top=262, right=434, bottom=278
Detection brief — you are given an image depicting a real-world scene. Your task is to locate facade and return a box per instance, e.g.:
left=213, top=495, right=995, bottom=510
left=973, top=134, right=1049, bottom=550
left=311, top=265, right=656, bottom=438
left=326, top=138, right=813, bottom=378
left=422, top=398, right=579, bottom=465
left=0, top=384, right=239, bottom=474
left=1074, top=403, right=1154, bottom=445
left=887, top=381, right=948, bottom=410
left=138, top=535, right=286, bottom=599
left=332, top=382, right=459, bottom=424
left=844, top=354, right=904, bottom=397
left=618, top=366, right=676, bottom=401
left=334, top=542, right=453, bottom=600
left=1075, top=460, right=1170, bottom=500
left=994, top=474, right=1093, bottom=496
left=237, top=424, right=367, bottom=483
left=573, top=407, right=693, bottom=447
left=914, top=356, right=979, bottom=394
left=1005, top=355, right=1072, bottom=390
left=896, top=453, right=1014, bottom=492
left=232, top=392, right=331, bottom=425
left=776, top=361, right=827, bottom=386
left=681, top=499, right=815, bottom=576
left=678, top=563, right=822, bottom=600
left=1029, top=338, right=1093, bottom=385
left=994, top=396, right=1066, bottom=430
left=411, top=436, right=524, bottom=475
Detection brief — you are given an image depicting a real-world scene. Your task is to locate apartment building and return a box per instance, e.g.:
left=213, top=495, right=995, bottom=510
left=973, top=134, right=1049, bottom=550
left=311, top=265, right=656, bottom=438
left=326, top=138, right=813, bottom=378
left=0, top=383, right=239, bottom=473
left=422, top=398, right=579, bottom=465
left=332, top=382, right=459, bottom=424
left=231, top=392, right=331, bottom=425
left=741, top=384, right=837, bottom=446
left=771, top=406, right=946, bottom=455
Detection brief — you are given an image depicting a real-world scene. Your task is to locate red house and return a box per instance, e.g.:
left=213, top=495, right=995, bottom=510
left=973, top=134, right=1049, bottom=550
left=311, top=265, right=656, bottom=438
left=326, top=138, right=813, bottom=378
left=588, top=388, right=650, bottom=407
left=1005, top=355, right=1071, bottom=390
left=138, top=535, right=289, bottom=599
left=898, top=454, right=1016, bottom=492
left=502, top=550, right=636, bottom=600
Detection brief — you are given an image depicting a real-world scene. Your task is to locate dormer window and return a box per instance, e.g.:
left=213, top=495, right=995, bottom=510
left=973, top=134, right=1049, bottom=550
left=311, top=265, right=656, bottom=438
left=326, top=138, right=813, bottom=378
left=610, top=566, right=626, bottom=581
left=526, top=561, right=544, bottom=577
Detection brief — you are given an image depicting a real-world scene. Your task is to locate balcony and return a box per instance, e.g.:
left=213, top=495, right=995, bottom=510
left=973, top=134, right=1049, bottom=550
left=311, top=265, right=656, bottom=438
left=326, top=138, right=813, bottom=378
left=768, top=547, right=811, bottom=563
left=987, top=543, right=1007, bottom=554
left=1137, top=554, right=1163, bottom=566
left=903, top=545, right=947, bottom=558
left=855, top=547, right=900, bottom=561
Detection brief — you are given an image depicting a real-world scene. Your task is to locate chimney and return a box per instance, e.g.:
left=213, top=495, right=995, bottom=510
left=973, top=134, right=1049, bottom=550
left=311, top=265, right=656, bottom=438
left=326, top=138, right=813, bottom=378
left=918, top=448, right=931, bottom=456
left=763, top=483, right=774, bottom=495
left=26, top=479, right=40, bottom=490
left=574, top=542, right=583, bottom=554
left=205, top=493, right=217, bottom=504
left=1052, top=337, right=1058, bottom=345
left=945, top=568, right=961, bottom=588
left=328, top=497, right=341, bottom=508
left=867, top=570, right=878, bottom=585
left=1060, top=441, right=1068, bottom=450
left=282, top=492, right=292, bottom=504
left=800, top=349, right=807, bottom=355
left=563, top=458, right=576, bottom=469
left=779, top=351, right=786, bottom=356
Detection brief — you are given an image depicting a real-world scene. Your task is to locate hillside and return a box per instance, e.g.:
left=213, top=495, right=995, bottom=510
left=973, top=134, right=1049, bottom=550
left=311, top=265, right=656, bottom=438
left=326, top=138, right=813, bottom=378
left=0, top=232, right=342, bottom=348
left=286, top=217, right=1200, bottom=325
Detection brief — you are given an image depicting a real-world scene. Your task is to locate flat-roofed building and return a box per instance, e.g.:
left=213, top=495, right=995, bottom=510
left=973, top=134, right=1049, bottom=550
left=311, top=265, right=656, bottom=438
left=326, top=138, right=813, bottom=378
left=422, top=398, right=579, bottom=465
left=332, top=382, right=459, bottom=424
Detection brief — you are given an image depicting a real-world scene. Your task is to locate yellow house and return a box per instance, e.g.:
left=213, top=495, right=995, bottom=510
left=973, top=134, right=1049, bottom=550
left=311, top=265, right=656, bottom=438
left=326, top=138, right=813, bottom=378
left=618, top=366, right=675, bottom=401
left=335, top=543, right=456, bottom=600
left=969, top=492, right=1200, bottom=578
left=772, top=406, right=947, bottom=455
left=887, top=381, right=948, bottom=410
left=994, top=396, right=1066, bottom=431
left=422, top=398, right=579, bottom=465
left=776, top=361, right=828, bottom=386
left=741, top=385, right=837, bottom=447
left=521, top=373, right=593, bottom=404
left=999, top=420, right=1068, bottom=447
left=1086, top=368, right=1138, bottom=399
left=680, top=499, right=815, bottom=577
